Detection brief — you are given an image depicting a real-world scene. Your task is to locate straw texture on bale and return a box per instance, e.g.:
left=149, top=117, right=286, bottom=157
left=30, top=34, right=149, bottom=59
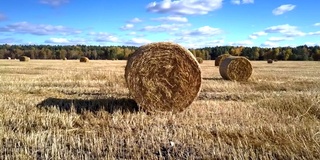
left=219, top=56, right=252, bottom=81
left=267, top=59, right=273, bottom=63
left=80, top=57, right=89, bottom=62
left=19, top=56, right=30, bottom=62
left=215, top=54, right=230, bottom=66
left=125, top=42, right=202, bottom=113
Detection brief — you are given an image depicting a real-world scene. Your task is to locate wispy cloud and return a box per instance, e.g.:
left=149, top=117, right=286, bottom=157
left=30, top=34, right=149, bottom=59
left=141, top=23, right=189, bottom=32
left=89, top=32, right=119, bottom=42
left=261, top=41, right=279, bottom=47
left=229, top=40, right=253, bottom=46
left=0, top=13, right=7, bottom=21
left=129, top=18, right=142, bottom=23
left=40, top=0, right=69, bottom=6
left=314, top=23, right=320, bottom=27
left=125, top=38, right=152, bottom=46
left=308, top=31, right=320, bottom=36
left=44, top=37, right=87, bottom=44
left=120, top=24, right=134, bottom=30
left=265, top=24, right=305, bottom=37
left=268, top=37, right=293, bottom=42
left=231, top=0, right=254, bottom=5
left=146, top=0, right=223, bottom=15
left=249, top=31, right=267, bottom=39
left=0, top=38, right=19, bottom=44
left=152, top=16, right=188, bottom=23
left=0, top=22, right=81, bottom=35
left=272, top=4, right=296, bottom=15
left=180, top=26, right=223, bottom=36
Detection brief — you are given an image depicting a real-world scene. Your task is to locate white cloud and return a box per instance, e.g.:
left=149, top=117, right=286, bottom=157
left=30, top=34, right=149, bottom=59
left=0, top=21, right=81, bottom=35
left=308, top=31, right=320, bottom=36
left=40, top=0, right=69, bottom=6
left=129, top=18, right=142, bottom=23
left=146, top=0, right=223, bottom=15
left=89, top=32, right=120, bottom=42
left=120, top=24, right=134, bottom=30
left=45, top=38, right=69, bottom=44
left=265, top=24, right=305, bottom=37
left=272, top=4, right=296, bottom=15
left=231, top=0, right=254, bottom=5
left=125, top=38, right=152, bottom=46
left=314, top=23, right=320, bottom=27
left=141, top=23, right=189, bottom=32
left=268, top=37, right=293, bottom=42
left=249, top=31, right=267, bottom=39
left=152, top=16, right=188, bottom=23
left=229, top=40, right=253, bottom=46
left=181, top=26, right=223, bottom=36
left=261, top=41, right=279, bottom=48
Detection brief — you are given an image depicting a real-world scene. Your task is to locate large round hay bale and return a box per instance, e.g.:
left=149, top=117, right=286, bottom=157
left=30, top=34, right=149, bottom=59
left=80, top=57, right=89, bottom=62
left=125, top=42, right=202, bottom=113
left=19, top=56, right=30, bottom=62
left=215, top=54, right=230, bottom=66
left=196, top=57, right=203, bottom=64
left=267, top=59, right=273, bottom=63
left=219, top=56, right=252, bottom=81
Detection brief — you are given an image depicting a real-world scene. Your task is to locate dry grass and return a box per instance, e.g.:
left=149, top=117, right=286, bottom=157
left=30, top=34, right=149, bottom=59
left=0, top=60, right=319, bottom=159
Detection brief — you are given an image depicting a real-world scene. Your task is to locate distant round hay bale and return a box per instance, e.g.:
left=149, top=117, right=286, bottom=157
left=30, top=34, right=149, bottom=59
left=219, top=56, right=252, bottom=81
left=215, top=54, right=230, bottom=66
left=267, top=59, right=273, bottom=63
left=196, top=57, right=203, bottom=64
left=19, top=56, right=30, bottom=62
left=62, top=57, right=67, bottom=60
left=125, top=42, right=202, bottom=113
left=7, top=57, right=11, bottom=60
left=80, top=57, right=89, bottom=62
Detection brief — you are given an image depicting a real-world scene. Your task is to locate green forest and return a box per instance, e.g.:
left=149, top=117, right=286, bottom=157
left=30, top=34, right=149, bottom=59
left=0, top=44, right=320, bottom=61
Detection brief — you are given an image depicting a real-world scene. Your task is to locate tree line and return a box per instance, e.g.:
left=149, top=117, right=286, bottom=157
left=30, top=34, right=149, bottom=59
left=0, top=44, right=319, bottom=61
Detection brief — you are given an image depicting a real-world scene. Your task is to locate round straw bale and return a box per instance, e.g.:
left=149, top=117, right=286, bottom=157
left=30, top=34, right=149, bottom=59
left=267, top=59, right=273, bottom=63
left=7, top=57, right=11, bottom=60
left=80, top=57, right=89, bottom=62
left=219, top=56, right=252, bottom=81
left=19, top=56, right=30, bottom=62
left=196, top=57, right=204, bottom=64
left=62, top=57, right=67, bottom=60
left=215, top=54, right=230, bottom=66
left=125, top=42, right=202, bottom=113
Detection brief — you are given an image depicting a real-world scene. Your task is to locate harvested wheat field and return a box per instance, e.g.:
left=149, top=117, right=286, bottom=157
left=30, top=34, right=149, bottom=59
left=0, top=59, right=319, bottom=159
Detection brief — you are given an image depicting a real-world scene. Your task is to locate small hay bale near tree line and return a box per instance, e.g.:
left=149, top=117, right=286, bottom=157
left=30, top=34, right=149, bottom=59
left=267, top=59, right=273, bottom=63
left=219, top=56, right=252, bottom=81
left=125, top=42, right=202, bottom=113
left=215, top=54, right=230, bottom=66
left=196, top=57, right=204, bottom=64
left=80, top=57, right=89, bottom=62
left=19, top=56, right=30, bottom=62
left=62, top=57, right=67, bottom=60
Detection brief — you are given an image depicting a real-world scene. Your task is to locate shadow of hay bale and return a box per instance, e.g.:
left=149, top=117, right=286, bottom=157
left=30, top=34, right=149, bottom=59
left=37, top=97, right=139, bottom=114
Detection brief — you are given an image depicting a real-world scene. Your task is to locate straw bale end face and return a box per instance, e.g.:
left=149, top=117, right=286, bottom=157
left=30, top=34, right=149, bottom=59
left=219, top=56, right=252, bottom=81
left=125, top=42, right=202, bottom=113
left=80, top=57, right=89, bottom=62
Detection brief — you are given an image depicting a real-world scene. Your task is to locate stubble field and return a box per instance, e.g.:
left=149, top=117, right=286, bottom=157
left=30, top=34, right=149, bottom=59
left=0, top=59, right=319, bottom=159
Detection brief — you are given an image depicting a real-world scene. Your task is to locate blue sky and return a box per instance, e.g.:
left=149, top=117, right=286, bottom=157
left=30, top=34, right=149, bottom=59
left=0, top=0, right=319, bottom=48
